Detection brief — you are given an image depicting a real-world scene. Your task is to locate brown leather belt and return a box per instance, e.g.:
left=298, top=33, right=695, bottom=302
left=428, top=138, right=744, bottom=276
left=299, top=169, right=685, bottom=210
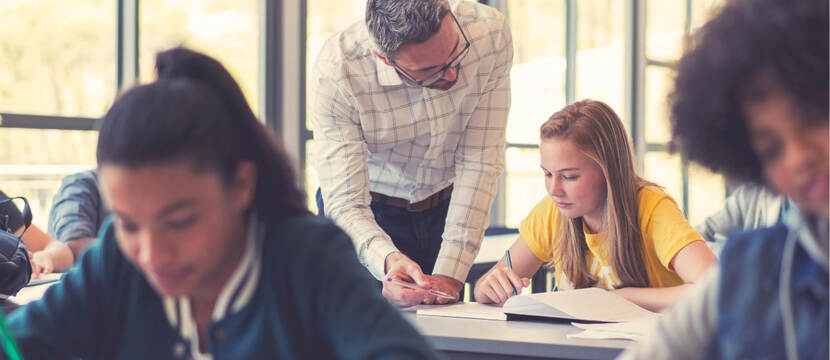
left=370, top=185, right=453, bottom=212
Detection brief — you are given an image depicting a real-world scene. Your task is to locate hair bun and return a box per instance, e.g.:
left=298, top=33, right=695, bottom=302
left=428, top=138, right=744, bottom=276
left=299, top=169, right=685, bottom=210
left=155, top=47, right=214, bottom=83
left=152, top=46, right=250, bottom=123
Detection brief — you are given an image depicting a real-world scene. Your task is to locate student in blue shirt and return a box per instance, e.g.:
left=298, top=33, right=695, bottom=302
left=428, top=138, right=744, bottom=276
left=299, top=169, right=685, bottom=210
left=7, top=47, right=440, bottom=360
left=47, top=170, right=109, bottom=259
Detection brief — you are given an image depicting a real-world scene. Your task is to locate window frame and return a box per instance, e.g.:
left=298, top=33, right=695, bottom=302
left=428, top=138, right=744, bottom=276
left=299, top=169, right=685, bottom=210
left=1, top=0, right=725, bottom=224
left=485, top=0, right=719, bottom=225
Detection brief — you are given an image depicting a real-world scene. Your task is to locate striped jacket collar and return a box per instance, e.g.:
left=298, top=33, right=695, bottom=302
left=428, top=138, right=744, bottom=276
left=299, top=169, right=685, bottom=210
left=162, top=214, right=264, bottom=359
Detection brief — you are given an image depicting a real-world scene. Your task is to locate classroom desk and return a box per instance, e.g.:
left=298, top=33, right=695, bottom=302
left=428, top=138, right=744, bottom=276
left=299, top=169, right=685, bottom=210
left=404, top=312, right=630, bottom=360
left=8, top=273, right=63, bottom=306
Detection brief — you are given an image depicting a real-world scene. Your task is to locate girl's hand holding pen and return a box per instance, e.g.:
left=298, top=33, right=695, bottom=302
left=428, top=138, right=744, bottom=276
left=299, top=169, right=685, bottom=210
left=474, top=266, right=530, bottom=305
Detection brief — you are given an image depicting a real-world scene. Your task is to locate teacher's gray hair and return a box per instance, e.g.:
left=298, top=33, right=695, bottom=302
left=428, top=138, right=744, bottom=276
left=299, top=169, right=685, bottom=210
left=366, top=0, right=451, bottom=57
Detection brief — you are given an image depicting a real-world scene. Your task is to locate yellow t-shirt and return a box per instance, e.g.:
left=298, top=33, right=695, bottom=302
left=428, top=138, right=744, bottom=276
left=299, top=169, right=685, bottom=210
left=519, top=186, right=702, bottom=290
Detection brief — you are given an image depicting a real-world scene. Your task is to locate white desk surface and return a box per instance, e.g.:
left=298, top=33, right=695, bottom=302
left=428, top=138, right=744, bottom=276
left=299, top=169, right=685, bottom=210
left=404, top=312, right=630, bottom=359
left=8, top=246, right=628, bottom=359
left=9, top=275, right=61, bottom=306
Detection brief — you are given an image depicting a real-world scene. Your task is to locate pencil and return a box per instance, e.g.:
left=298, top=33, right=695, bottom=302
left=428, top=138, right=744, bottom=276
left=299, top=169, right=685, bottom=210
left=505, top=250, right=517, bottom=296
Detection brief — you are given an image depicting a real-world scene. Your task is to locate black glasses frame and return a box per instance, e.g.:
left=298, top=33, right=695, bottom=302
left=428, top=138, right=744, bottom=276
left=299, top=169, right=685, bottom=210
left=390, top=13, right=470, bottom=87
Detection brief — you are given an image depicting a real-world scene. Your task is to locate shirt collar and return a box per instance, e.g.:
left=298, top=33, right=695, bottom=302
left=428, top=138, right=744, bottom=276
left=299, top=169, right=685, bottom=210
left=162, top=214, right=263, bottom=358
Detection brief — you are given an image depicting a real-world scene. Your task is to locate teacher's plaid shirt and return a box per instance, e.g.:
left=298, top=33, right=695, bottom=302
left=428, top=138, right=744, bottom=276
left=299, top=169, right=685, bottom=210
left=310, top=0, right=512, bottom=282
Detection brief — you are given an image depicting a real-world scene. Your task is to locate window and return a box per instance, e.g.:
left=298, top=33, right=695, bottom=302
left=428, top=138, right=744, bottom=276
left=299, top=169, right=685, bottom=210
left=575, top=0, right=625, bottom=114
left=502, top=0, right=626, bottom=227
left=0, top=129, right=97, bottom=226
left=0, top=0, right=730, bottom=229
left=139, top=0, right=260, bottom=113
left=0, top=0, right=116, bottom=118
left=496, top=0, right=726, bottom=227
left=305, top=1, right=365, bottom=213
left=642, top=0, right=725, bottom=224
left=0, top=0, right=262, bottom=227
left=501, top=0, right=565, bottom=226
left=0, top=0, right=114, bottom=226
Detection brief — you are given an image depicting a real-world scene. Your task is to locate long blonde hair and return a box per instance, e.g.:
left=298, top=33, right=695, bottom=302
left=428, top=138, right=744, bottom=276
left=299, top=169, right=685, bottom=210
left=540, top=99, right=652, bottom=288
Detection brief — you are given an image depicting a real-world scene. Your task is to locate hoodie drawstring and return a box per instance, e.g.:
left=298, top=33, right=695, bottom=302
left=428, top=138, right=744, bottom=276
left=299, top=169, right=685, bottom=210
left=778, top=228, right=798, bottom=360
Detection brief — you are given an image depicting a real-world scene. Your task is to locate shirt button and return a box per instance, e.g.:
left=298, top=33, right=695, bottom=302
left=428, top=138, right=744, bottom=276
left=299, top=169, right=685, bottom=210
left=173, top=342, right=186, bottom=359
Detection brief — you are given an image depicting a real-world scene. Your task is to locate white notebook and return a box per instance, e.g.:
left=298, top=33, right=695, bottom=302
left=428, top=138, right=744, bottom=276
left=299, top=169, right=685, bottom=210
left=417, top=302, right=508, bottom=320
left=565, top=317, right=659, bottom=341
left=416, top=288, right=658, bottom=323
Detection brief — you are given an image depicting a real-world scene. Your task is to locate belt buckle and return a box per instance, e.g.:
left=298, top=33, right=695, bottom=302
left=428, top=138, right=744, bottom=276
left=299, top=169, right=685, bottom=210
left=405, top=199, right=419, bottom=212
left=406, top=196, right=429, bottom=212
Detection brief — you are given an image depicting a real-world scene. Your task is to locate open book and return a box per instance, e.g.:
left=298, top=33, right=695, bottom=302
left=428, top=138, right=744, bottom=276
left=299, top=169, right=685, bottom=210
left=416, top=288, right=658, bottom=323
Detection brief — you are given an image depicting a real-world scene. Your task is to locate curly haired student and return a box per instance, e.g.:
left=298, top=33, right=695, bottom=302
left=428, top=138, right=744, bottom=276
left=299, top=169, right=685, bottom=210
left=622, top=0, right=828, bottom=358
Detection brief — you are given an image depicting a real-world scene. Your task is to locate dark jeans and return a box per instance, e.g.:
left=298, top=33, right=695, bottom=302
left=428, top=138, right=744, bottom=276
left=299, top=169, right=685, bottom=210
left=316, top=188, right=449, bottom=275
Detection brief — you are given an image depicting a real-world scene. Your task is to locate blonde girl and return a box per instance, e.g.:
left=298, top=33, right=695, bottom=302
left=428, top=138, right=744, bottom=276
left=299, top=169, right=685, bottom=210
left=474, top=99, right=715, bottom=311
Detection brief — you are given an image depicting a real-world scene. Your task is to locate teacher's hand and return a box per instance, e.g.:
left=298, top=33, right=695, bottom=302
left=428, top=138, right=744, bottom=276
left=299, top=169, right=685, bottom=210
left=382, top=252, right=431, bottom=307
left=424, top=274, right=462, bottom=305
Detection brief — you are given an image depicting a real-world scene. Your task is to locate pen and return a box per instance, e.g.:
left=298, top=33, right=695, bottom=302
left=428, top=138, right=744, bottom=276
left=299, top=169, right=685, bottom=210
left=505, top=249, right=517, bottom=296
left=385, top=278, right=455, bottom=299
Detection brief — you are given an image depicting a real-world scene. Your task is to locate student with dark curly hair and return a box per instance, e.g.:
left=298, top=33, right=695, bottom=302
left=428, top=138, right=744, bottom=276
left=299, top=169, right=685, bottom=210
left=621, top=0, right=828, bottom=358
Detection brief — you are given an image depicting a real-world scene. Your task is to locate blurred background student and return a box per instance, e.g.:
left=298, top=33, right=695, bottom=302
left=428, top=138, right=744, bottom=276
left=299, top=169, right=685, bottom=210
left=1, top=190, right=73, bottom=278
left=7, top=48, right=440, bottom=359
left=622, top=0, right=828, bottom=358
left=48, top=169, right=109, bottom=260
left=694, top=183, right=786, bottom=256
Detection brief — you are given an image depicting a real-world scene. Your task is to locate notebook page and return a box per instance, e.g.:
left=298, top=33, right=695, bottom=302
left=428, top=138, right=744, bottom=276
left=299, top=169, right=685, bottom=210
left=503, top=288, right=658, bottom=322
left=571, top=317, right=658, bottom=335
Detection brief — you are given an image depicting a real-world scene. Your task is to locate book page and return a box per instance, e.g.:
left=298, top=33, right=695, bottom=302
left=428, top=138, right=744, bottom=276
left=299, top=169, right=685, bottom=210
left=26, top=272, right=63, bottom=286
left=566, top=318, right=659, bottom=341
left=571, top=317, right=658, bottom=335
left=503, top=288, right=658, bottom=322
left=9, top=282, right=56, bottom=305
left=566, top=329, right=644, bottom=342
left=416, top=302, right=507, bottom=321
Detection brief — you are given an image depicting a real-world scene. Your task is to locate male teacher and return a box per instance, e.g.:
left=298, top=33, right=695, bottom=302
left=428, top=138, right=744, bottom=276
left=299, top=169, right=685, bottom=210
left=310, top=0, right=512, bottom=307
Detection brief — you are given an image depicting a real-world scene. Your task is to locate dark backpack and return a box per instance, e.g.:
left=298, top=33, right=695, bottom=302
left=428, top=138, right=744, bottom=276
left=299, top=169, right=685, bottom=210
left=0, top=197, right=32, bottom=297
